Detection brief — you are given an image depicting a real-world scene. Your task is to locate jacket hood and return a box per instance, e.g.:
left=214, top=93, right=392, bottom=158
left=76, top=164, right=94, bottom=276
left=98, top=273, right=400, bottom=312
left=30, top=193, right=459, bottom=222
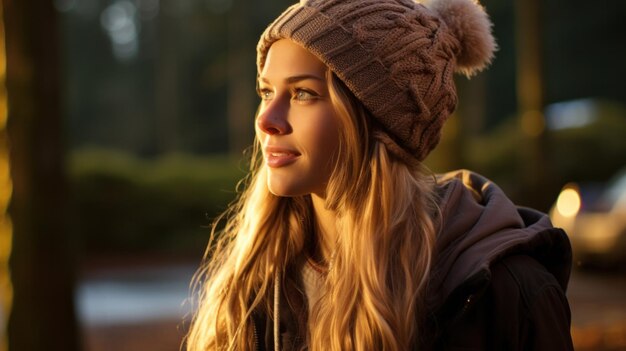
left=428, top=170, right=572, bottom=316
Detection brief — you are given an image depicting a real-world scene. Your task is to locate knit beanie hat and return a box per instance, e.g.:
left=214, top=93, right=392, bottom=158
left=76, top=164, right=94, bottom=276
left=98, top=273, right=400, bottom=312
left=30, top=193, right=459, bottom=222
left=257, top=0, right=496, bottom=162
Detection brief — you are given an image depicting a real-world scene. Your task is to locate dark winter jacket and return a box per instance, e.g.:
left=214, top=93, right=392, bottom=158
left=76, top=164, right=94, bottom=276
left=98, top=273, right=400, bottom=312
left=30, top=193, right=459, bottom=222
left=424, top=170, right=573, bottom=350
left=252, top=170, right=574, bottom=350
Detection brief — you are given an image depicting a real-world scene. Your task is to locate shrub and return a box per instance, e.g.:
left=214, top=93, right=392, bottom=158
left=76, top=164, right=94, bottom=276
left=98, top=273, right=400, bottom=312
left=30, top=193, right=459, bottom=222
left=68, top=148, right=246, bottom=256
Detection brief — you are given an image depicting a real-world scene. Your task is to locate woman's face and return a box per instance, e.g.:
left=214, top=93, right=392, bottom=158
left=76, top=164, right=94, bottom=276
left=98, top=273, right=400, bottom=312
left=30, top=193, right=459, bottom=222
left=256, top=39, right=341, bottom=198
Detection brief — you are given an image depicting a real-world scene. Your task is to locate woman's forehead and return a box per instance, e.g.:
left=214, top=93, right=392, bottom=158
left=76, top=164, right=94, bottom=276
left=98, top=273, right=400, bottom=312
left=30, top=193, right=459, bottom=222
left=260, top=39, right=327, bottom=82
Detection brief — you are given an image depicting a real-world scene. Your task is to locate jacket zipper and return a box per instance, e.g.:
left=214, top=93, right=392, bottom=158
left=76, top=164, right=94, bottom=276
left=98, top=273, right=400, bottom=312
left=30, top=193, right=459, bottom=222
left=446, top=293, right=476, bottom=327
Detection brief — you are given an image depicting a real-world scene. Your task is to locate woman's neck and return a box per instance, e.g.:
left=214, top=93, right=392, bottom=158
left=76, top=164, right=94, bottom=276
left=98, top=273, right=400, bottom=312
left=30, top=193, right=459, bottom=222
left=310, top=195, right=337, bottom=264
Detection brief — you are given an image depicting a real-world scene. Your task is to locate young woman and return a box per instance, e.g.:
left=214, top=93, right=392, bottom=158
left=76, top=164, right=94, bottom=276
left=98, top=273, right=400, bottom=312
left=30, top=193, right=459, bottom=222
left=187, top=0, right=574, bottom=350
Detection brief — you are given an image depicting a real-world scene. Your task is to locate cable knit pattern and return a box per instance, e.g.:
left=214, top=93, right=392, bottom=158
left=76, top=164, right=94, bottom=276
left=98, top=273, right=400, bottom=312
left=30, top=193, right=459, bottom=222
left=257, top=0, right=495, bottom=162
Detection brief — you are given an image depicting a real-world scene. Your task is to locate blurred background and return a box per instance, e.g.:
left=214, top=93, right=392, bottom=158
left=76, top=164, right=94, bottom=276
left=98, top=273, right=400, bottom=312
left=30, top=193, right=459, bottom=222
left=0, top=0, right=625, bottom=350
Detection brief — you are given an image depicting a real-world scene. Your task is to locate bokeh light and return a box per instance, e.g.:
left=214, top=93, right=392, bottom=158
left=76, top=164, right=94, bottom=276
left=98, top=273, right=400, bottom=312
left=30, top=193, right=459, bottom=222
left=556, top=186, right=582, bottom=218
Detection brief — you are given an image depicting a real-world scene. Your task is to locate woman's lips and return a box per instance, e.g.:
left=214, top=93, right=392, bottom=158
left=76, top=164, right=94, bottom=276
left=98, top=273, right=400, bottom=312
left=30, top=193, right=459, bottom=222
left=264, top=146, right=300, bottom=168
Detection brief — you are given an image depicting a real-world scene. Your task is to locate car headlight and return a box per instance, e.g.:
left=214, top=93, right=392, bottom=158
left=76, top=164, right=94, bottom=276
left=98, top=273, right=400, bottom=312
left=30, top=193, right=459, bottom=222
left=556, top=185, right=581, bottom=218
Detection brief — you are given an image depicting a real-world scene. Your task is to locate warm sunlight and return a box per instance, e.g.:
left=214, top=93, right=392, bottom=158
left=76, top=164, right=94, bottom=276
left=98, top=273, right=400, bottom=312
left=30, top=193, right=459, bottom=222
left=0, top=3, right=13, bottom=350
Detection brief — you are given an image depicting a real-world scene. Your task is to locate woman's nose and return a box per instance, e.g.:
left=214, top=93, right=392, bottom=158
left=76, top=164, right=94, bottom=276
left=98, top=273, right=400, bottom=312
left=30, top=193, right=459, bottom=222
left=256, top=101, right=291, bottom=135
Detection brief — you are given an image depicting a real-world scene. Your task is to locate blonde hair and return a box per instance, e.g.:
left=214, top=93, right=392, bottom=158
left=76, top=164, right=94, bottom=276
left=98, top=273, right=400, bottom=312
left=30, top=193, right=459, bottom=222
left=186, top=71, right=439, bottom=351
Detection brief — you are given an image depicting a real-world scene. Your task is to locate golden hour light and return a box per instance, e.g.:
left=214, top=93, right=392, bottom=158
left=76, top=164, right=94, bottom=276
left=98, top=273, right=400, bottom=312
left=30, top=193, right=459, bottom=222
left=0, top=2, right=12, bottom=351
left=556, top=186, right=582, bottom=218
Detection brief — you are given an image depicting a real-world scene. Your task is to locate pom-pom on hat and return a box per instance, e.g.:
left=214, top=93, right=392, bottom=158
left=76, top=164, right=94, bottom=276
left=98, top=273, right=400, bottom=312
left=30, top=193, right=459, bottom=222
left=257, top=0, right=496, bottom=163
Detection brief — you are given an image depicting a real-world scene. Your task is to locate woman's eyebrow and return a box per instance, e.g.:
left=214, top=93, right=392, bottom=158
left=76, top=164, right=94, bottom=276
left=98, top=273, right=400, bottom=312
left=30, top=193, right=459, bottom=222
left=259, top=74, right=325, bottom=85
left=285, top=74, right=324, bottom=84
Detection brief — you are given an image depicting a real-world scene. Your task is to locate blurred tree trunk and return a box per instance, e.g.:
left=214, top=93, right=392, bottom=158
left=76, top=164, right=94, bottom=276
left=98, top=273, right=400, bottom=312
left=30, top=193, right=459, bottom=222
left=2, top=0, right=80, bottom=350
left=156, top=0, right=181, bottom=153
left=227, top=0, right=255, bottom=157
left=455, top=74, right=487, bottom=168
left=0, top=3, right=11, bottom=350
left=515, top=0, right=551, bottom=209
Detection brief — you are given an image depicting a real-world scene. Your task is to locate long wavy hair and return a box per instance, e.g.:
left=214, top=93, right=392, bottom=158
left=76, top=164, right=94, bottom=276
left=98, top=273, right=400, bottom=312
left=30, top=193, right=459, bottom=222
left=186, top=70, right=439, bottom=351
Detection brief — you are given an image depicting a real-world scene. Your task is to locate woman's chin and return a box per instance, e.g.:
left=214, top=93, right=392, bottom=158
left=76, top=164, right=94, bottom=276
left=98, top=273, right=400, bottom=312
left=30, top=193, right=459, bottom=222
left=267, top=182, right=297, bottom=197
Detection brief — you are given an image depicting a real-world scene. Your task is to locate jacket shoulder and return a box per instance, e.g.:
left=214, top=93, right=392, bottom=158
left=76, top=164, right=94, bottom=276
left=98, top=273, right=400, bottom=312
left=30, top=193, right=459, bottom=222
left=488, top=255, right=574, bottom=351
left=434, top=255, right=574, bottom=351
left=493, top=255, right=565, bottom=307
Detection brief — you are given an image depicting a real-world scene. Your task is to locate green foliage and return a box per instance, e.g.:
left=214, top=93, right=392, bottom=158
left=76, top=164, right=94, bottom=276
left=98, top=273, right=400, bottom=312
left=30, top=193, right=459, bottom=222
left=426, top=100, right=626, bottom=209
left=68, top=148, right=246, bottom=255
left=470, top=102, right=626, bottom=187
left=550, top=103, right=626, bottom=184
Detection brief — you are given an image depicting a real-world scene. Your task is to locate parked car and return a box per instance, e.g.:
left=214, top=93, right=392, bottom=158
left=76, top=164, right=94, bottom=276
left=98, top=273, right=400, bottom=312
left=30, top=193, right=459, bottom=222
left=550, top=168, right=626, bottom=268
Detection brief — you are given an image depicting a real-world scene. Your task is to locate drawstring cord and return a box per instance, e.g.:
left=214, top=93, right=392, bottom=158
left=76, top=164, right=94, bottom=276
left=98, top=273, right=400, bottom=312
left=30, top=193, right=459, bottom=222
left=273, top=269, right=281, bottom=351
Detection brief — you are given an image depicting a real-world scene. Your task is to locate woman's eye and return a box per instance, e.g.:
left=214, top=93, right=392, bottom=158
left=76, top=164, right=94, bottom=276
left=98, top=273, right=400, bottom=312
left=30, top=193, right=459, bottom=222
left=257, top=88, right=273, bottom=100
left=294, top=89, right=317, bottom=101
